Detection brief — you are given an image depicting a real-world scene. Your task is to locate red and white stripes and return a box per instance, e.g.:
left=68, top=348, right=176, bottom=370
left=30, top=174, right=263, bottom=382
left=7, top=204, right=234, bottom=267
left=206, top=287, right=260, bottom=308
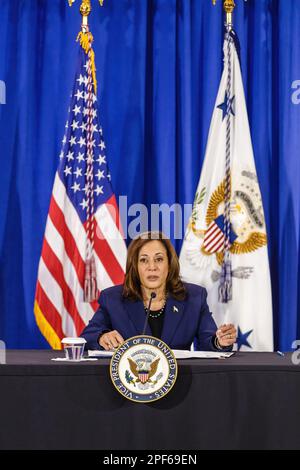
left=34, top=173, right=126, bottom=347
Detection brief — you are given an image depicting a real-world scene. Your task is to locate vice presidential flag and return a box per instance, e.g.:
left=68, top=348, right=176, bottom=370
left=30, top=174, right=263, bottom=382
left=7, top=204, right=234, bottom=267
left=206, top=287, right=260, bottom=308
left=34, top=32, right=126, bottom=349
left=180, top=31, right=273, bottom=351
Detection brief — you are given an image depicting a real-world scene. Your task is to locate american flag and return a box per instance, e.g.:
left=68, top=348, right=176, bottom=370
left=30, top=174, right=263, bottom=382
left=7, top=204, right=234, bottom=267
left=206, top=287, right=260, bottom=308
left=203, top=215, right=237, bottom=253
left=34, top=44, right=126, bottom=349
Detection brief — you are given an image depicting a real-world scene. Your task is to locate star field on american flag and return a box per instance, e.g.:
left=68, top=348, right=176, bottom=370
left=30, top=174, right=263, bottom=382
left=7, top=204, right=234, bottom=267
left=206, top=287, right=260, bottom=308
left=58, top=59, right=113, bottom=223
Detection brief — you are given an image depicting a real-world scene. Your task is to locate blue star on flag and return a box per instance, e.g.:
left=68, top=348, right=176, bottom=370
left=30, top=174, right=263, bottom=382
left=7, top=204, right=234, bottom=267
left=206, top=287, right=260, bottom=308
left=236, top=327, right=253, bottom=350
left=217, top=92, right=235, bottom=120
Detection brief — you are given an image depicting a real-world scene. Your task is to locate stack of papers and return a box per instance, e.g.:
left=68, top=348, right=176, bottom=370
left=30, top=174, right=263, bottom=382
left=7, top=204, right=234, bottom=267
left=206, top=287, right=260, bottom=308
left=172, top=350, right=234, bottom=359
left=88, top=349, right=234, bottom=359
left=88, top=350, right=114, bottom=357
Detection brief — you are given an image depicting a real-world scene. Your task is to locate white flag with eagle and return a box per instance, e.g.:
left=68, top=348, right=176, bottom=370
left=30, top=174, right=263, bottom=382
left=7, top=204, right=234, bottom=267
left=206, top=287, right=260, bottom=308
left=179, top=31, right=273, bottom=351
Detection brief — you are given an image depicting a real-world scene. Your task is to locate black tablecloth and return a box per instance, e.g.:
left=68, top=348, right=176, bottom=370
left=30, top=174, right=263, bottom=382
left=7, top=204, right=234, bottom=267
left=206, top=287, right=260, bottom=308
left=0, top=350, right=300, bottom=450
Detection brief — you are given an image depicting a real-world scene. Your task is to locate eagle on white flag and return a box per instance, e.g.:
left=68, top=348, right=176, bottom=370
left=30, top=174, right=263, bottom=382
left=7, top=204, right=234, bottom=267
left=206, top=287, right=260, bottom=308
left=180, top=31, right=273, bottom=351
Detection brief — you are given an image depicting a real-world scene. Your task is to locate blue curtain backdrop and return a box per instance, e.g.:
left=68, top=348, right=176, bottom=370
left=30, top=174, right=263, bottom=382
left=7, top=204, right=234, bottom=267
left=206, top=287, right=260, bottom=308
left=0, top=0, right=299, bottom=350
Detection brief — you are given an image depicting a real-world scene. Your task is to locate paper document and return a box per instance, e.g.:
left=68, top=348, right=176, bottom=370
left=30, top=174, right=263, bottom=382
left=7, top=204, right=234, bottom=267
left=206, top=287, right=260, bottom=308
left=88, top=350, right=114, bottom=357
left=51, top=357, right=98, bottom=362
left=88, top=349, right=234, bottom=359
left=172, top=350, right=234, bottom=359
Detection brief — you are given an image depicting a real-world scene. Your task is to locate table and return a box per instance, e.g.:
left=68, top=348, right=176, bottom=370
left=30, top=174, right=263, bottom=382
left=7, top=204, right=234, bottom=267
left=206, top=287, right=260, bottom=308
left=0, top=350, right=300, bottom=450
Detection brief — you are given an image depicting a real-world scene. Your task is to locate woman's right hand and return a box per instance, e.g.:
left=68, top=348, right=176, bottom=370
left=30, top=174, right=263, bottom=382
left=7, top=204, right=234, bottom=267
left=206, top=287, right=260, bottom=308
left=99, top=330, right=124, bottom=351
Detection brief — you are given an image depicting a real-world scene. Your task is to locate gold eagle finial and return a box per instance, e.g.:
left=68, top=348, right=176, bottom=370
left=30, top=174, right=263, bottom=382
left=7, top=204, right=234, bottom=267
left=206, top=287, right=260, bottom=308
left=68, top=0, right=104, bottom=20
left=68, top=1, right=104, bottom=7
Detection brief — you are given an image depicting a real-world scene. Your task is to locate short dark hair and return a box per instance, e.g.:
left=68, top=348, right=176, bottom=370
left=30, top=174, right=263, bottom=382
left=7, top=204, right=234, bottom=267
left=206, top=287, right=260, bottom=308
left=122, top=231, right=186, bottom=301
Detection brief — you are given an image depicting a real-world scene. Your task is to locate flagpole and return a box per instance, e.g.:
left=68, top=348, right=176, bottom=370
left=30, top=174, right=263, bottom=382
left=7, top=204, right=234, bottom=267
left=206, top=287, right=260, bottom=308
left=68, top=0, right=104, bottom=32
left=212, top=0, right=236, bottom=30
left=224, top=0, right=235, bottom=30
left=67, top=0, right=106, bottom=302
left=212, top=0, right=236, bottom=302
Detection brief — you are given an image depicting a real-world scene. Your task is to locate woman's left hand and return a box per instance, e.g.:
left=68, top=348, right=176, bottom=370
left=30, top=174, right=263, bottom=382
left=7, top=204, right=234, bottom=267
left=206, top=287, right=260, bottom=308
left=216, top=324, right=237, bottom=347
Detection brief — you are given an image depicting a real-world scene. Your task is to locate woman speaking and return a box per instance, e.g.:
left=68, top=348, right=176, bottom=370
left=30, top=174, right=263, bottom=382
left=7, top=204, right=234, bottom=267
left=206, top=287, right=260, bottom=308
left=81, top=231, right=237, bottom=351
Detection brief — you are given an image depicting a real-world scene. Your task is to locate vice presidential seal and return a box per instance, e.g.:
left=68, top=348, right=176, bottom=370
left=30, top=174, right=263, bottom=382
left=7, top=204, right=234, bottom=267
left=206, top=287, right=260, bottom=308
left=110, top=335, right=178, bottom=403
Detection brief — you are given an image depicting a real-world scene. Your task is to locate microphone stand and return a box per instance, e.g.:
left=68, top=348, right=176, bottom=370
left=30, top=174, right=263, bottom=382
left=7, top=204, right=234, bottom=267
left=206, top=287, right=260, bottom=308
left=142, top=292, right=156, bottom=335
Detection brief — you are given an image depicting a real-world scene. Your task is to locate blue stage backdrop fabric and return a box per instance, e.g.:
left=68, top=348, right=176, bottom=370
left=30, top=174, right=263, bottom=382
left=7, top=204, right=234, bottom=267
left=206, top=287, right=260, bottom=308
left=0, top=0, right=299, bottom=350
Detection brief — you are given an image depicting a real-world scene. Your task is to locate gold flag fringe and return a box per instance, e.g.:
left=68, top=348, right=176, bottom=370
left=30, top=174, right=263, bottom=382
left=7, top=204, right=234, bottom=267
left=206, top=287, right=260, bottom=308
left=34, top=301, right=62, bottom=350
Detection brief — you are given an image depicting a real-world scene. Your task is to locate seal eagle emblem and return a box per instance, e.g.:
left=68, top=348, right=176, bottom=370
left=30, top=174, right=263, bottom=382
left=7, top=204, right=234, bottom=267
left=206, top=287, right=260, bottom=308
left=186, top=170, right=267, bottom=269
left=127, top=355, right=161, bottom=386
left=110, top=336, right=177, bottom=403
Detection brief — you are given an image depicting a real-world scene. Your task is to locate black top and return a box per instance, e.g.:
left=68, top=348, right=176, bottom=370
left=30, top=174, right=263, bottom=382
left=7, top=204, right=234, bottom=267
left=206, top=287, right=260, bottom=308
left=147, top=307, right=165, bottom=339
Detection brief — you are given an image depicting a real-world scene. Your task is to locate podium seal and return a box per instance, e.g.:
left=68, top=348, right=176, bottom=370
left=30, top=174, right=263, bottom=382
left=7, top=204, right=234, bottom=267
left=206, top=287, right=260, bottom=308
left=110, top=335, right=178, bottom=403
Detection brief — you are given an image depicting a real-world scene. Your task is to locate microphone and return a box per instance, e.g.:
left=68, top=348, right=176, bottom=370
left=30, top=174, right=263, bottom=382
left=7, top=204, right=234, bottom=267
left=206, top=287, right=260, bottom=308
left=142, top=292, right=157, bottom=335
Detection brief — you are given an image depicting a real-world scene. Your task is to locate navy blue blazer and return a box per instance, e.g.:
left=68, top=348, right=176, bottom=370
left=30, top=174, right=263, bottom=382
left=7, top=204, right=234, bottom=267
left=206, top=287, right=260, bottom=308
left=81, top=282, right=221, bottom=351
